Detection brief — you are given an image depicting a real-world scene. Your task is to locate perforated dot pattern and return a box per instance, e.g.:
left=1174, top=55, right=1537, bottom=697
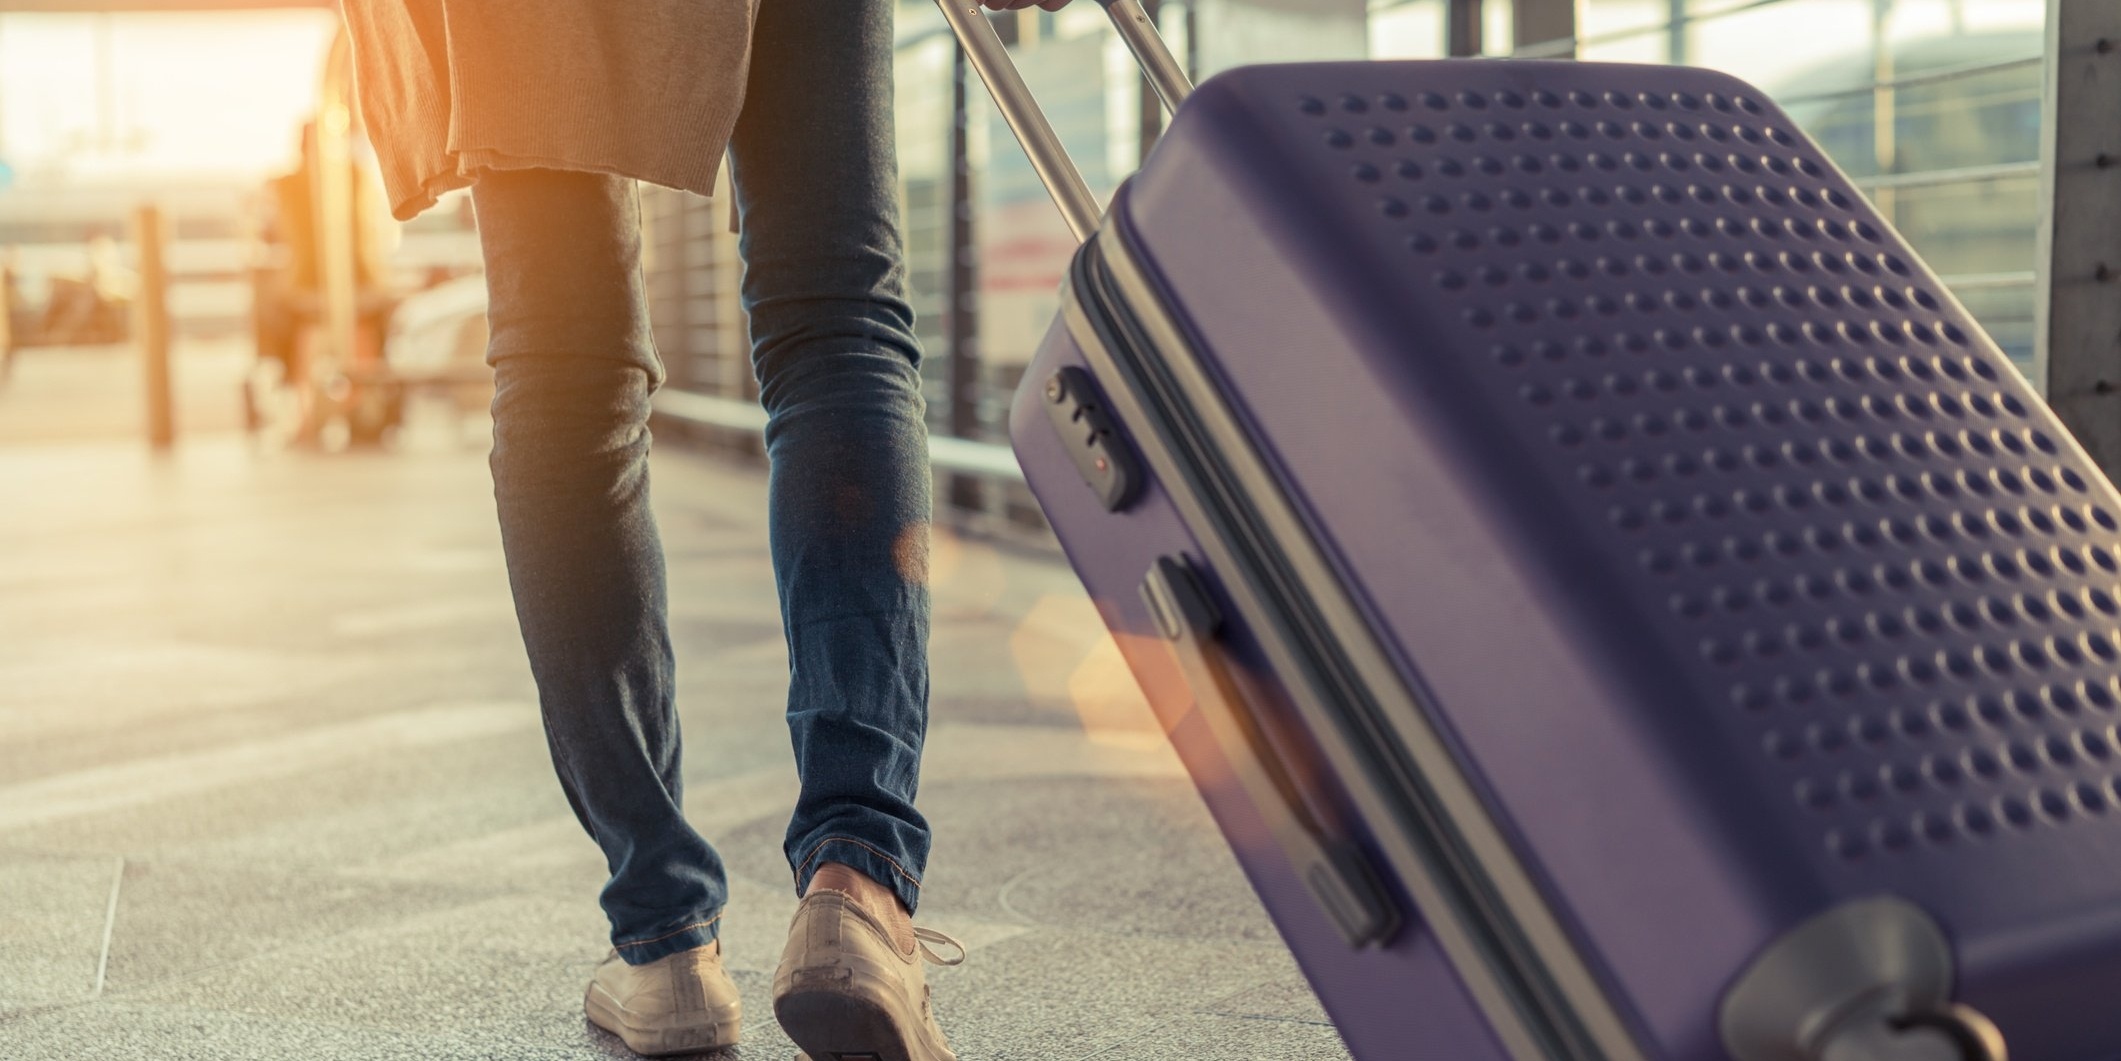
left=1275, top=70, right=2121, bottom=869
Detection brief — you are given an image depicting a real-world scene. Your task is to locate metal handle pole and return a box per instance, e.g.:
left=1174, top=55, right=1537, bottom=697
left=935, top=1, right=1103, bottom=242
left=934, top=1, right=1195, bottom=242
left=1098, top=0, right=1194, bottom=113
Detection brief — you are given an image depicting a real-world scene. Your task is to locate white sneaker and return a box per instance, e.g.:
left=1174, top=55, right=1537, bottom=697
left=772, top=890, right=965, bottom=1061
left=584, top=942, right=742, bottom=1057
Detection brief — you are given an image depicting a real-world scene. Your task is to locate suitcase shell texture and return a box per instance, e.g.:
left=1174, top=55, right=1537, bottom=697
left=1012, top=59, right=2121, bottom=1061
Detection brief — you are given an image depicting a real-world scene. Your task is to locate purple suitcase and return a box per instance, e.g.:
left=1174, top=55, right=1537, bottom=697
left=947, top=4, right=2121, bottom=1059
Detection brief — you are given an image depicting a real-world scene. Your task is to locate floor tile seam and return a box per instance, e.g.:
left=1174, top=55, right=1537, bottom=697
left=20, top=882, right=551, bottom=1013
left=1209, top=1010, right=1338, bottom=1029
left=945, top=919, right=1292, bottom=949
left=1060, top=1013, right=1188, bottom=1061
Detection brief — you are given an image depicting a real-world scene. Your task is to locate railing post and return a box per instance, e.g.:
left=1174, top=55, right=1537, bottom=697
left=2034, top=0, right=2121, bottom=476
left=947, top=40, right=984, bottom=513
left=1447, top=0, right=1484, bottom=56
left=132, top=202, right=174, bottom=451
left=1869, top=0, right=1900, bottom=228
left=0, top=256, right=15, bottom=387
left=1515, top=0, right=1576, bottom=59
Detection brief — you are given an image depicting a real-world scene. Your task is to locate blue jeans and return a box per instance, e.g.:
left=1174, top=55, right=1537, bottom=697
left=472, top=0, right=932, bottom=967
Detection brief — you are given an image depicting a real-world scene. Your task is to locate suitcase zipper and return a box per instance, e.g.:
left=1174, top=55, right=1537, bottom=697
left=1063, top=224, right=1647, bottom=1061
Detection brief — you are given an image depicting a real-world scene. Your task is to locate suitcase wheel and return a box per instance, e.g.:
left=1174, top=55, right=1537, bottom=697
left=1724, top=900, right=2007, bottom=1061
left=1892, top=1004, right=2007, bottom=1061
left=1813, top=1004, right=2006, bottom=1061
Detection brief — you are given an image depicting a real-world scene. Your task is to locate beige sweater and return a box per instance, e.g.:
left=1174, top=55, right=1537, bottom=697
left=341, top=0, right=757, bottom=221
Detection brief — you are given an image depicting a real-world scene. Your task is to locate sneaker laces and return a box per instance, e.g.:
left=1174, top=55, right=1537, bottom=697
left=913, top=926, right=967, bottom=967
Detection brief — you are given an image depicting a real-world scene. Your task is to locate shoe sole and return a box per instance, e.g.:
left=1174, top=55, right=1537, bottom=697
left=776, top=985, right=947, bottom=1061
left=585, top=983, right=739, bottom=1057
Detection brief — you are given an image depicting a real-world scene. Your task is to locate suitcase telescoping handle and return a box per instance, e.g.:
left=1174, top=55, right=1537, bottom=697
left=932, top=0, right=1194, bottom=242
left=945, top=0, right=1395, bottom=951
left=1143, top=556, right=1401, bottom=948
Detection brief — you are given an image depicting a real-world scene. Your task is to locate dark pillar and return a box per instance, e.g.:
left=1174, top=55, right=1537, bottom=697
left=947, top=43, right=983, bottom=513
left=1448, top=0, right=1485, bottom=57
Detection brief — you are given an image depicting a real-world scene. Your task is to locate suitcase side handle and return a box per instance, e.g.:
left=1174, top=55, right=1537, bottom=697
left=1142, top=554, right=1401, bottom=949
left=932, top=0, right=1194, bottom=243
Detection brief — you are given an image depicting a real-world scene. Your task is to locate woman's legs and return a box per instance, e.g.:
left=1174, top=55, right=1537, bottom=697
left=473, top=0, right=927, bottom=979
left=726, top=0, right=934, bottom=917
left=474, top=168, right=726, bottom=967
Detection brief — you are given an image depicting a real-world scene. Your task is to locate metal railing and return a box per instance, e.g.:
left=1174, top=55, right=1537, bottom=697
left=1855, top=160, right=2044, bottom=193
left=1774, top=53, right=2045, bottom=107
left=1938, top=271, right=2039, bottom=292
left=651, top=388, right=1027, bottom=482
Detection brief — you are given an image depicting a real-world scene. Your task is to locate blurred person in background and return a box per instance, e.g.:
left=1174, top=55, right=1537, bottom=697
left=36, top=230, right=133, bottom=348
left=341, top=0, right=1064, bottom=1055
left=0, top=249, right=18, bottom=383
left=248, top=119, right=401, bottom=446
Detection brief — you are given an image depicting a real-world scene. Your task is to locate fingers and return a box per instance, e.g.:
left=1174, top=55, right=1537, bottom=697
left=1038, top=0, right=1073, bottom=9
left=979, top=0, right=1062, bottom=9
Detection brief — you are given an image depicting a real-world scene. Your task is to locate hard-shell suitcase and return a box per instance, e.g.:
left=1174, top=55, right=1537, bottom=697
left=944, top=4, right=2121, bottom=1058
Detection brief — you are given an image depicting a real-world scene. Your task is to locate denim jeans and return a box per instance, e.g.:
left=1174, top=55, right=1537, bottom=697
left=472, top=0, right=932, bottom=967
